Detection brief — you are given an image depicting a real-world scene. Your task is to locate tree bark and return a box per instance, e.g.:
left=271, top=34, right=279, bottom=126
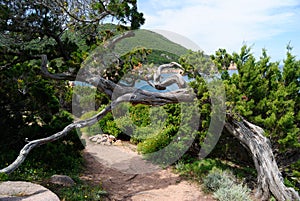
left=225, top=114, right=300, bottom=201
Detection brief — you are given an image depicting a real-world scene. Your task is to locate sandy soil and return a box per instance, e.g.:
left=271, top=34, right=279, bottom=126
left=79, top=136, right=215, bottom=201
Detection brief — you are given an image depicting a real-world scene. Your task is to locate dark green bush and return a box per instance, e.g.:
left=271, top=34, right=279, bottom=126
left=175, top=159, right=226, bottom=181
left=0, top=111, right=84, bottom=181
left=137, top=125, right=176, bottom=154
left=80, top=106, right=123, bottom=138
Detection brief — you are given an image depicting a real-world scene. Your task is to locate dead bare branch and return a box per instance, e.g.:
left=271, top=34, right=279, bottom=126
left=41, top=55, right=77, bottom=80
left=1, top=56, right=196, bottom=174
left=147, top=62, right=185, bottom=90
left=0, top=104, right=111, bottom=174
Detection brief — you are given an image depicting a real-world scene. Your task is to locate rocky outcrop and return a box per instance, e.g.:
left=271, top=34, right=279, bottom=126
left=0, top=181, right=60, bottom=201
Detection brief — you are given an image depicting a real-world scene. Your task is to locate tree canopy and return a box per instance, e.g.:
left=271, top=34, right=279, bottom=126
left=0, top=0, right=144, bottom=173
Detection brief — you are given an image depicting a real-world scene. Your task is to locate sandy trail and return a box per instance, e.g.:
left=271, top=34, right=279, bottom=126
left=80, top=136, right=215, bottom=201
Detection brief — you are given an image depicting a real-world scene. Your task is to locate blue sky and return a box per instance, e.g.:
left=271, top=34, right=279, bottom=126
left=137, top=0, right=300, bottom=62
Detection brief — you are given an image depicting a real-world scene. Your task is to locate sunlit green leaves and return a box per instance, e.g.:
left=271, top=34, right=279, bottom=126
left=213, top=45, right=299, bottom=153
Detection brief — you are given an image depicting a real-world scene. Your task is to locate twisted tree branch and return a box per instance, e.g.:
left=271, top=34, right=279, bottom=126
left=0, top=56, right=195, bottom=174
left=0, top=104, right=111, bottom=174
left=147, top=62, right=186, bottom=90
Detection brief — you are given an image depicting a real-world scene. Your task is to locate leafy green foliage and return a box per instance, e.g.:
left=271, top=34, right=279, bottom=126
left=137, top=125, right=177, bottom=154
left=0, top=59, right=84, bottom=171
left=210, top=48, right=233, bottom=70
left=113, top=103, right=168, bottom=143
left=115, top=104, right=167, bottom=143
left=218, top=46, right=300, bottom=152
left=0, top=173, right=8, bottom=181
left=79, top=106, right=123, bottom=138
left=210, top=45, right=300, bottom=190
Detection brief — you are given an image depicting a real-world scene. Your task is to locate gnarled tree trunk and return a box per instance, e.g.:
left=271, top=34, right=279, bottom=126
left=225, top=115, right=300, bottom=201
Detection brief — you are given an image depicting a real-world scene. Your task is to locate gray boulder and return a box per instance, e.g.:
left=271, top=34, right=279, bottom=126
left=50, top=174, right=75, bottom=187
left=0, top=181, right=60, bottom=201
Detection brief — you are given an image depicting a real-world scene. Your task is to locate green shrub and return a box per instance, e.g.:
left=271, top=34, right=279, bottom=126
left=203, top=168, right=234, bottom=192
left=213, top=183, right=252, bottom=201
left=203, top=168, right=252, bottom=201
left=114, top=103, right=168, bottom=143
left=0, top=173, right=8, bottom=181
left=0, top=110, right=84, bottom=182
left=137, top=125, right=175, bottom=154
left=80, top=106, right=123, bottom=138
left=175, top=159, right=226, bottom=180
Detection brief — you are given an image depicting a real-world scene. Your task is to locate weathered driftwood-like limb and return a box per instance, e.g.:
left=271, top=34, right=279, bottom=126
left=147, top=62, right=186, bottom=90
left=41, top=31, right=135, bottom=81
left=41, top=55, right=117, bottom=97
left=0, top=70, right=195, bottom=174
left=41, top=55, right=77, bottom=80
left=0, top=105, right=111, bottom=174
left=103, top=31, right=135, bottom=49
left=41, top=56, right=190, bottom=100
left=225, top=115, right=300, bottom=201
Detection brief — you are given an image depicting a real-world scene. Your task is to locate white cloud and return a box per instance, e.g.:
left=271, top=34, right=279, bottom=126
left=139, top=0, right=300, bottom=56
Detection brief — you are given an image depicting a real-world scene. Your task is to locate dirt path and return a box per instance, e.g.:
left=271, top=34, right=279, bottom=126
left=80, top=136, right=215, bottom=201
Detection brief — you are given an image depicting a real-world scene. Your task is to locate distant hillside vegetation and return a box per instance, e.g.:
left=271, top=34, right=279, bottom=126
left=114, top=29, right=189, bottom=57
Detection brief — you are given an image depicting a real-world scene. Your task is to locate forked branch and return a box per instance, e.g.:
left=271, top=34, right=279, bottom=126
left=0, top=58, right=195, bottom=174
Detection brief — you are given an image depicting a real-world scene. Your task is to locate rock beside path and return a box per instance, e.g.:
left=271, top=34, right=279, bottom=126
left=50, top=174, right=75, bottom=187
left=0, top=181, right=60, bottom=201
left=89, top=134, right=120, bottom=145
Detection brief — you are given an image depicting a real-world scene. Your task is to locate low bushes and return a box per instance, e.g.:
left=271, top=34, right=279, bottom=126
left=203, top=168, right=252, bottom=201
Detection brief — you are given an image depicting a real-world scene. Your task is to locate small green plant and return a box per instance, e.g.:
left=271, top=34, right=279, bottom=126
left=213, top=183, right=252, bottom=201
left=0, top=173, right=8, bottom=181
left=203, top=168, right=234, bottom=192
left=203, top=168, right=252, bottom=201
left=269, top=196, right=276, bottom=201
left=48, top=181, right=107, bottom=201
left=175, top=159, right=226, bottom=181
